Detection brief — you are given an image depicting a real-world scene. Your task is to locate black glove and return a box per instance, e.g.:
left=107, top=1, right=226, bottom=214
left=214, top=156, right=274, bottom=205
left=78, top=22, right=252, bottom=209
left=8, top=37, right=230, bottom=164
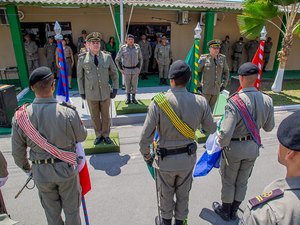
left=197, top=86, right=203, bottom=94
left=110, top=89, right=118, bottom=99
left=80, top=94, right=86, bottom=100
left=144, top=153, right=155, bottom=167
left=170, top=58, right=173, bottom=65
left=220, top=86, right=225, bottom=92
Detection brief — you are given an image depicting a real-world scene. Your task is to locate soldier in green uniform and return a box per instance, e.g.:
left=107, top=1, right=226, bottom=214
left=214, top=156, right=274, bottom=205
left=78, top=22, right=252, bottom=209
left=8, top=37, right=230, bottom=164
left=212, top=62, right=275, bottom=221
left=115, top=34, right=143, bottom=104
left=140, top=60, right=216, bottom=225
left=77, top=30, right=87, bottom=53
left=138, top=34, right=152, bottom=80
left=152, top=34, right=162, bottom=73
left=240, top=110, right=300, bottom=225
left=24, top=33, right=39, bottom=75
left=245, top=37, right=259, bottom=62
left=11, top=67, right=87, bottom=225
left=77, top=32, right=118, bottom=145
left=198, top=39, right=229, bottom=112
left=44, top=36, right=57, bottom=74
left=220, top=35, right=231, bottom=62
left=232, top=37, right=245, bottom=72
left=154, top=35, right=172, bottom=85
left=263, top=37, right=273, bottom=72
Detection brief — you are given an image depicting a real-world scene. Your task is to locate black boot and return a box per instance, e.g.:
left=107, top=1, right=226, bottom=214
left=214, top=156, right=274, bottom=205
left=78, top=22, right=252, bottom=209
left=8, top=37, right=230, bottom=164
left=125, top=93, right=131, bottom=104
left=212, top=201, right=231, bottom=221
left=162, top=218, right=172, bottom=225
left=163, top=78, right=168, bottom=85
left=230, top=200, right=241, bottom=220
left=159, top=78, right=163, bottom=85
left=175, top=219, right=184, bottom=225
left=144, top=74, right=148, bottom=80
left=141, top=73, right=145, bottom=80
left=132, top=94, right=138, bottom=104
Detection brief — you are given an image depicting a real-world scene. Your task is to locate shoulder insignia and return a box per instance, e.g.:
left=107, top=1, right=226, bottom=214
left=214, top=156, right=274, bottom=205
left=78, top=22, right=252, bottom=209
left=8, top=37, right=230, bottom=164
left=248, top=188, right=283, bottom=209
left=219, top=53, right=226, bottom=57
left=134, top=43, right=140, bottom=49
left=15, top=102, right=31, bottom=111
left=260, top=91, right=271, bottom=97
left=102, top=50, right=111, bottom=55
left=60, top=102, right=76, bottom=110
left=227, top=92, right=238, bottom=101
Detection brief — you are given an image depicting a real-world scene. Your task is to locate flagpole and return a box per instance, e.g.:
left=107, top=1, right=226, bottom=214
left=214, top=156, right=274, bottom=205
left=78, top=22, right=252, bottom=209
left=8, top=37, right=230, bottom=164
left=193, top=22, right=202, bottom=93
left=81, top=196, right=90, bottom=225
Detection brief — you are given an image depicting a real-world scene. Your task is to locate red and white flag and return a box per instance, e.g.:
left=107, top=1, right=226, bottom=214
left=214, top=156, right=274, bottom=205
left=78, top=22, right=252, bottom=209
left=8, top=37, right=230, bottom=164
left=251, top=40, right=265, bottom=90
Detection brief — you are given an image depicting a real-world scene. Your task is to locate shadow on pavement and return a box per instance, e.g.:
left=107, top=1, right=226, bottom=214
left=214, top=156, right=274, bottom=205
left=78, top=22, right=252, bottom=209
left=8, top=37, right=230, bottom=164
left=89, top=153, right=130, bottom=176
left=199, top=208, right=239, bottom=225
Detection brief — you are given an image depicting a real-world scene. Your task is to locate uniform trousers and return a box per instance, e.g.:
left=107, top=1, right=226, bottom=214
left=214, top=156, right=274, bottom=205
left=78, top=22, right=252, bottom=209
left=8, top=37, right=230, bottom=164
left=232, top=53, right=242, bottom=72
left=27, top=59, right=39, bottom=75
left=47, top=60, right=56, bottom=74
left=141, top=59, right=149, bottom=74
left=87, top=98, right=111, bottom=138
left=158, top=64, right=169, bottom=79
left=157, top=167, right=193, bottom=221
left=220, top=153, right=256, bottom=203
left=263, top=53, right=270, bottom=70
left=124, top=73, right=139, bottom=94
left=202, top=94, right=219, bottom=112
left=36, top=175, right=81, bottom=225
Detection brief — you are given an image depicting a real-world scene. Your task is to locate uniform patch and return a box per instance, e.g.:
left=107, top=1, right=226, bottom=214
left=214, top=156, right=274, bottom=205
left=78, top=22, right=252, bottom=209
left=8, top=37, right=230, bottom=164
left=249, top=188, right=283, bottom=209
left=60, top=101, right=76, bottom=110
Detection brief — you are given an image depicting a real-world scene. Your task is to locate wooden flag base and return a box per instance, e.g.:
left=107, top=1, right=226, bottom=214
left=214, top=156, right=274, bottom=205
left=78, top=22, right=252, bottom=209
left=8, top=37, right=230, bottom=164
left=84, top=132, right=120, bottom=155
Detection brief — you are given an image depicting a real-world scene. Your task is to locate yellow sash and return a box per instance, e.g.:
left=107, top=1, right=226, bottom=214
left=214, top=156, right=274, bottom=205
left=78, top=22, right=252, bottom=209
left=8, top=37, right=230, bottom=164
left=153, top=93, right=195, bottom=140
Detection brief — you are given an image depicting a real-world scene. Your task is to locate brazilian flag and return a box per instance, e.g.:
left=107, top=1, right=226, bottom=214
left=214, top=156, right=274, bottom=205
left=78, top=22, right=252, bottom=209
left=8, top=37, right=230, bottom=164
left=185, top=45, right=196, bottom=92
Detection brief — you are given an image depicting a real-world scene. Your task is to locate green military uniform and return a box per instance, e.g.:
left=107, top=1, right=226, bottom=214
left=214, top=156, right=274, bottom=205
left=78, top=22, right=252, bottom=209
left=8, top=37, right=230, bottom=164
left=0, top=151, right=8, bottom=215
left=199, top=40, right=229, bottom=111
left=220, top=40, right=231, bottom=61
left=140, top=60, right=217, bottom=224
left=77, top=37, right=85, bottom=53
left=12, top=67, right=87, bottom=225
left=213, top=63, right=275, bottom=221
left=44, top=42, right=57, bottom=73
left=115, top=43, right=143, bottom=94
left=263, top=39, right=273, bottom=71
left=138, top=39, right=152, bottom=74
left=152, top=39, right=161, bottom=72
left=77, top=50, right=118, bottom=139
left=0, top=151, right=8, bottom=181
left=240, top=177, right=300, bottom=225
left=24, top=40, right=39, bottom=74
left=245, top=39, right=259, bottom=62
left=232, top=39, right=245, bottom=72
left=154, top=42, right=172, bottom=80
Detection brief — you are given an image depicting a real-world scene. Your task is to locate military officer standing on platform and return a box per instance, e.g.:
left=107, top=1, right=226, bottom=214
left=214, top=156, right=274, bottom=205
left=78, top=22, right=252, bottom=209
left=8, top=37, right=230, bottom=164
left=212, top=62, right=275, bottom=222
left=138, top=34, right=152, bottom=80
left=115, top=34, right=143, bottom=104
left=78, top=32, right=119, bottom=145
left=154, top=35, right=172, bottom=85
left=263, top=37, right=273, bottom=71
left=44, top=36, right=57, bottom=74
left=198, top=39, right=229, bottom=112
left=24, top=33, right=39, bottom=74
left=240, top=110, right=300, bottom=225
left=245, top=37, right=259, bottom=62
left=11, top=67, right=87, bottom=225
left=232, top=37, right=245, bottom=72
left=140, top=60, right=216, bottom=225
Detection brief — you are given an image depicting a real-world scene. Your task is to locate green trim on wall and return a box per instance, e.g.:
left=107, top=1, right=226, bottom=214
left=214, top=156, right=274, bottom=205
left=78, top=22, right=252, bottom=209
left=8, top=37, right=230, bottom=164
left=272, top=15, right=287, bottom=78
left=6, top=4, right=29, bottom=88
left=202, top=11, right=215, bottom=54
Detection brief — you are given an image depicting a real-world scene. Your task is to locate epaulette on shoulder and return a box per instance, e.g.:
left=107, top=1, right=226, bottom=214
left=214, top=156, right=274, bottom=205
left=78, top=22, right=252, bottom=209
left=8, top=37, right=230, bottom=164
left=219, top=53, right=226, bottom=58
left=248, top=188, right=283, bottom=209
left=134, top=43, right=140, bottom=48
left=15, top=102, right=31, bottom=111
left=78, top=52, right=87, bottom=58
left=260, top=91, right=271, bottom=97
left=102, top=50, right=111, bottom=55
left=60, top=102, right=76, bottom=110
left=121, top=44, right=127, bottom=48
left=200, top=54, right=209, bottom=58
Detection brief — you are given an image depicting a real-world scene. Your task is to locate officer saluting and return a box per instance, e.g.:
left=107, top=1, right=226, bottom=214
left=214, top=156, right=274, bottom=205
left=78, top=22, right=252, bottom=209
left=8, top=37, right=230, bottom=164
left=77, top=32, right=119, bottom=145
left=140, top=60, right=216, bottom=225
left=240, top=111, right=300, bottom=225
left=212, top=62, right=275, bottom=221
left=12, top=67, right=87, bottom=225
left=115, top=34, right=143, bottom=104
left=199, top=39, right=229, bottom=112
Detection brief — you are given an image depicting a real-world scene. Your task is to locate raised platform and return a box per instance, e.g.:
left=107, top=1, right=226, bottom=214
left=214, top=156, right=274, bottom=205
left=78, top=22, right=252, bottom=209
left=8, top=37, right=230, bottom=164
left=84, top=132, right=120, bottom=155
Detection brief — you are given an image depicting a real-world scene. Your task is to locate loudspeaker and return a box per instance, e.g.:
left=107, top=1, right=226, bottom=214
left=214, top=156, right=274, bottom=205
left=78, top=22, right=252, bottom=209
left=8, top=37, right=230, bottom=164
left=0, top=85, right=18, bottom=128
left=229, top=76, right=240, bottom=95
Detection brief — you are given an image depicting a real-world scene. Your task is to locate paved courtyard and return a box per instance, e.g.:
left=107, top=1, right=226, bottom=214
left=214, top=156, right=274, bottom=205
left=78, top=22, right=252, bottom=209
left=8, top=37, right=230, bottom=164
left=0, top=110, right=295, bottom=225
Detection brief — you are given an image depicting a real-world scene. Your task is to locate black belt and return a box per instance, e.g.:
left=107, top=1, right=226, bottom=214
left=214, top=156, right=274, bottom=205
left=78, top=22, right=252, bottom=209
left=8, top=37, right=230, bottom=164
left=156, top=142, right=197, bottom=160
left=123, top=66, right=138, bottom=69
left=265, top=52, right=270, bottom=54
left=234, top=52, right=242, bottom=54
left=32, top=158, right=63, bottom=164
left=231, top=136, right=252, bottom=141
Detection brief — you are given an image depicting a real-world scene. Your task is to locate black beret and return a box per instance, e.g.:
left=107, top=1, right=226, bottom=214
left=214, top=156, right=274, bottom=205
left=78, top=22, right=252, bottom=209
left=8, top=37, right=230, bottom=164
left=29, top=67, right=53, bottom=86
left=208, top=39, right=221, bottom=48
left=238, top=62, right=259, bottom=76
left=169, top=60, right=192, bottom=80
left=81, top=30, right=87, bottom=34
left=127, top=34, right=134, bottom=39
left=86, top=32, right=101, bottom=42
left=277, top=111, right=300, bottom=151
